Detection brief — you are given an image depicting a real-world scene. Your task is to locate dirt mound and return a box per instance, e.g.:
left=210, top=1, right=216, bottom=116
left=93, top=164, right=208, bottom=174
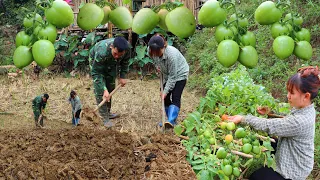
left=0, top=128, right=196, bottom=179
left=0, top=127, right=144, bottom=179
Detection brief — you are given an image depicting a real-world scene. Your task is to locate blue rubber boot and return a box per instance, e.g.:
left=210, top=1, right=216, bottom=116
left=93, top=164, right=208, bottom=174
left=164, top=105, right=180, bottom=129
left=159, top=106, right=169, bottom=127
left=75, top=118, right=80, bottom=126
left=72, top=116, right=76, bottom=126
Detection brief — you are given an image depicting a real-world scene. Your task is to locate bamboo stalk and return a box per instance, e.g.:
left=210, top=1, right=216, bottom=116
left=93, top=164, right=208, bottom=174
left=231, top=150, right=253, bottom=158
left=257, top=135, right=276, bottom=143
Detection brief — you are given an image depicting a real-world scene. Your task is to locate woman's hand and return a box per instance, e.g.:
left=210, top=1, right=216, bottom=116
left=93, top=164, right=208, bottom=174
left=257, top=106, right=270, bottom=115
left=227, top=115, right=244, bottom=124
left=160, top=92, right=167, bottom=100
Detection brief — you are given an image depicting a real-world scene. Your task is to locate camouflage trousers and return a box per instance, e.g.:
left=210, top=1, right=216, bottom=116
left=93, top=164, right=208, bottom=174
left=33, top=108, right=43, bottom=127
left=93, top=75, right=115, bottom=123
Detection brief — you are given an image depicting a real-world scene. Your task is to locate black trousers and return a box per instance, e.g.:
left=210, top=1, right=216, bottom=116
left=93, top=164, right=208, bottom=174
left=163, top=80, right=186, bottom=108
left=250, top=167, right=290, bottom=180
left=75, top=109, right=81, bottom=118
left=250, top=139, right=291, bottom=180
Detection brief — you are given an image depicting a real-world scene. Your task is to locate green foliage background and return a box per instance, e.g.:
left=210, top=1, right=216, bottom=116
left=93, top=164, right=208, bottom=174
left=184, top=1, right=320, bottom=178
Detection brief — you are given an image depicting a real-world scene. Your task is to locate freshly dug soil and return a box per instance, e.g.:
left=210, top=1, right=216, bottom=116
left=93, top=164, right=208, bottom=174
left=0, top=127, right=196, bottom=179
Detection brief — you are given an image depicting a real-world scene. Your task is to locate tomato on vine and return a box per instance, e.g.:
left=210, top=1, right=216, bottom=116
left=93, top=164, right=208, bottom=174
left=254, top=1, right=282, bottom=25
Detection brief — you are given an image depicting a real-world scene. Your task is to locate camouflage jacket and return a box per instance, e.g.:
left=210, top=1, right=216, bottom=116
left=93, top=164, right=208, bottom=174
left=89, top=39, right=130, bottom=90
left=32, top=95, right=46, bottom=112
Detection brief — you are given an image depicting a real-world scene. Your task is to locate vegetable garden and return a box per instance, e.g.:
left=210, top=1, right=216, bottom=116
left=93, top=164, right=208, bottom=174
left=0, top=0, right=319, bottom=179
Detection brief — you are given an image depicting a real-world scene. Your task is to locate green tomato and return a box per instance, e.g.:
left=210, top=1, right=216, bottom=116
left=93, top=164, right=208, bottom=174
left=294, top=41, right=313, bottom=60
left=223, top=159, right=231, bottom=166
left=158, top=9, right=169, bottom=31
left=166, top=7, right=196, bottom=38
left=233, top=167, right=241, bottom=177
left=205, top=148, right=212, bottom=155
left=294, top=28, right=311, bottom=42
left=271, top=22, right=291, bottom=39
left=215, top=24, right=236, bottom=43
left=77, top=3, right=104, bottom=30
left=242, top=143, right=253, bottom=154
left=133, top=8, right=160, bottom=35
left=232, top=161, right=240, bottom=167
left=208, top=137, right=216, bottom=144
left=13, top=46, right=33, bottom=69
left=272, top=35, right=295, bottom=59
left=203, top=129, right=211, bottom=138
left=235, top=128, right=247, bottom=139
left=109, top=6, right=133, bottom=30
left=23, top=13, right=43, bottom=28
left=199, top=135, right=204, bottom=140
left=254, top=1, right=282, bottom=25
left=216, top=147, right=227, bottom=159
left=223, top=164, right=233, bottom=176
left=45, top=0, right=74, bottom=28
left=15, top=31, right=31, bottom=47
left=32, top=40, right=55, bottom=68
left=240, top=31, right=256, bottom=47
left=252, top=146, right=261, bottom=154
left=284, top=13, right=303, bottom=26
left=220, top=122, right=227, bottom=130
left=238, top=46, right=258, bottom=69
left=229, top=13, right=249, bottom=28
left=217, top=40, right=239, bottom=68
left=226, top=122, right=236, bottom=131
left=198, top=0, right=226, bottom=27
left=242, top=138, right=250, bottom=144
left=36, top=24, right=57, bottom=44
left=101, top=6, right=111, bottom=25
left=252, top=140, right=260, bottom=146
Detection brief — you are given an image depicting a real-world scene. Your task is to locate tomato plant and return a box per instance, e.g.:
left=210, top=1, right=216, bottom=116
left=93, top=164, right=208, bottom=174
left=165, top=7, right=196, bottom=38
left=235, top=128, right=247, bottom=138
left=132, top=8, right=160, bottom=35
left=23, top=13, right=43, bottom=28
left=217, top=40, right=239, bottom=68
left=240, top=31, right=256, bottom=47
left=77, top=3, right=104, bottom=31
left=44, top=0, right=74, bottom=28
left=13, top=46, right=33, bottom=69
left=157, top=9, right=169, bottom=30
left=214, top=24, right=237, bottom=43
left=270, top=22, right=291, bottom=39
left=242, top=143, right=253, bottom=154
left=294, top=28, right=311, bottom=42
left=254, top=1, right=282, bottom=25
left=15, top=31, right=32, bottom=47
left=176, top=67, right=287, bottom=179
left=35, top=23, right=57, bottom=43
left=294, top=41, right=313, bottom=60
left=101, top=6, right=111, bottom=25
left=272, top=35, right=294, bottom=59
left=109, top=6, right=133, bottom=30
left=198, top=0, right=226, bottom=27
left=229, top=13, right=249, bottom=28
left=238, top=46, right=258, bottom=69
left=32, top=40, right=55, bottom=68
left=284, top=13, right=303, bottom=26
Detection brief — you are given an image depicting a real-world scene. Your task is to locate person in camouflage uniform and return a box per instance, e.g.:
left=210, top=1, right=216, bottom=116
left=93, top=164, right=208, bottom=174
left=89, top=36, right=130, bottom=127
left=32, top=93, right=49, bottom=127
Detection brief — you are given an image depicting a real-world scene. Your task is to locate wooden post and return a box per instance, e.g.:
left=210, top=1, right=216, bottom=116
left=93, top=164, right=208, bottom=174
left=108, top=0, right=114, bottom=38
left=128, top=0, right=133, bottom=44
